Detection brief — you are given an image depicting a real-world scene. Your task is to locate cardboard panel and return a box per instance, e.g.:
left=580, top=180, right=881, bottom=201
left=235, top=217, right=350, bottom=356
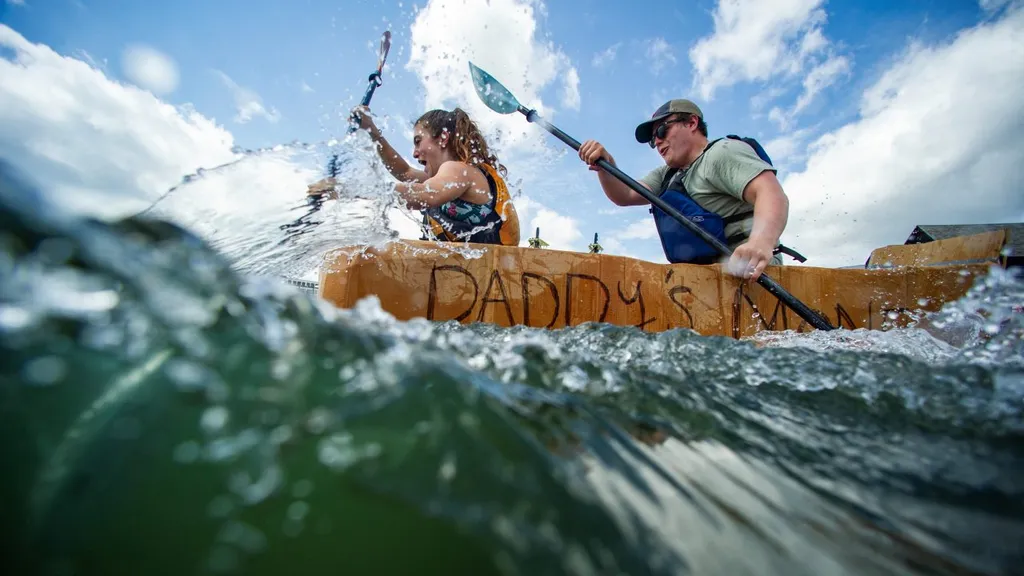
left=867, top=231, right=1006, bottom=268
left=317, top=240, right=988, bottom=338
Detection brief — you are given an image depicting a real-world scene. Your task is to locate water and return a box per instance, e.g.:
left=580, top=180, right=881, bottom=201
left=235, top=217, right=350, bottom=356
left=1, top=158, right=1022, bottom=576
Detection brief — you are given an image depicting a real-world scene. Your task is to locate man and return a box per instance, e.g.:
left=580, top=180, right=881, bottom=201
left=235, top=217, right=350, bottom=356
left=578, top=99, right=790, bottom=282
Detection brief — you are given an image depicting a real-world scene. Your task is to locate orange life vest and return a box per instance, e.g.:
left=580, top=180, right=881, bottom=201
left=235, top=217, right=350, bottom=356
left=425, top=163, right=520, bottom=246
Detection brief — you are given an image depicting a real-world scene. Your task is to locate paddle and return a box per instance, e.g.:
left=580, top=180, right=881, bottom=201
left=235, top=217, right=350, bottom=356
left=296, top=30, right=392, bottom=224
left=348, top=30, right=393, bottom=137
left=467, top=62, right=835, bottom=332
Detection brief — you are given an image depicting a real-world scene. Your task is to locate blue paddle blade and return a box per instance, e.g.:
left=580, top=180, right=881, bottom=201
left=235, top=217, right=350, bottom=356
left=468, top=62, right=520, bottom=115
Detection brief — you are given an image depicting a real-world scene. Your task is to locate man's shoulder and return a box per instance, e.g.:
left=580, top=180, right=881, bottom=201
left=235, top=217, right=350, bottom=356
left=641, top=163, right=673, bottom=191
left=697, top=137, right=773, bottom=173
left=646, top=163, right=672, bottom=179
left=707, top=137, right=759, bottom=158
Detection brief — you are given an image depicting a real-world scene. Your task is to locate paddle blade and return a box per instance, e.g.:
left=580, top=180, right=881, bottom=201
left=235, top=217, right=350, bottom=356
left=377, top=31, right=392, bottom=72
left=468, top=62, right=520, bottom=115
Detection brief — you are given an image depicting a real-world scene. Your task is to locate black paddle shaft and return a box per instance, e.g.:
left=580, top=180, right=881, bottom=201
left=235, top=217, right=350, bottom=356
left=519, top=107, right=835, bottom=331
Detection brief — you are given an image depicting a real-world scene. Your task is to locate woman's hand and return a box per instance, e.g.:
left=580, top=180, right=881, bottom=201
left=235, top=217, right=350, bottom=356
left=307, top=177, right=339, bottom=199
left=350, top=105, right=379, bottom=135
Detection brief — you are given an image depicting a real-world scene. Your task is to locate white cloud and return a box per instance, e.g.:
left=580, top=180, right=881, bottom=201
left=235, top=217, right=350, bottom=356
left=599, top=236, right=648, bottom=262
left=121, top=44, right=179, bottom=95
left=513, top=195, right=582, bottom=251
left=300, top=81, right=315, bottom=93
left=592, top=42, right=621, bottom=68
left=0, top=25, right=237, bottom=219
left=766, top=54, right=849, bottom=130
left=560, top=66, right=580, bottom=110
left=792, top=55, right=850, bottom=114
left=768, top=106, right=789, bottom=130
left=763, top=126, right=816, bottom=167
left=215, top=70, right=281, bottom=124
left=646, top=38, right=677, bottom=75
left=750, top=85, right=788, bottom=112
left=6, top=0, right=27, bottom=6
left=689, top=0, right=840, bottom=101
left=405, top=0, right=580, bottom=159
left=617, top=218, right=659, bottom=241
left=781, top=6, right=1024, bottom=267
left=980, top=0, right=1015, bottom=12
left=598, top=216, right=664, bottom=262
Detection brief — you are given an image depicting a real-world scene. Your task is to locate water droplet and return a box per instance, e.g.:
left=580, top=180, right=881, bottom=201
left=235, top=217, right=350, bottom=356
left=318, top=434, right=357, bottom=470
left=292, top=480, right=313, bottom=499
left=364, top=442, right=382, bottom=458
left=219, top=520, right=266, bottom=554
left=288, top=501, right=309, bottom=522
left=306, top=407, right=334, bottom=435
left=283, top=518, right=304, bottom=538
left=270, top=359, right=291, bottom=380
left=201, top=406, right=230, bottom=434
left=207, top=545, right=239, bottom=573
left=229, top=464, right=283, bottom=505
left=22, top=356, right=66, bottom=386
left=208, top=496, right=234, bottom=518
left=438, top=454, right=457, bottom=482
left=338, top=365, right=356, bottom=380
left=174, top=441, right=201, bottom=463
left=165, top=358, right=214, bottom=394
left=458, top=412, right=479, bottom=429
left=0, top=305, right=36, bottom=331
left=269, top=425, right=293, bottom=445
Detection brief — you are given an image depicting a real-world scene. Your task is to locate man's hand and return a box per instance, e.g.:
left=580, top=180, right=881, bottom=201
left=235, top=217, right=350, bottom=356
left=726, top=236, right=776, bottom=283
left=578, top=140, right=615, bottom=172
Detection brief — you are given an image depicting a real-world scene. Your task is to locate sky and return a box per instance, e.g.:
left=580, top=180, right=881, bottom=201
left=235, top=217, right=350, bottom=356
left=1, top=0, right=1022, bottom=269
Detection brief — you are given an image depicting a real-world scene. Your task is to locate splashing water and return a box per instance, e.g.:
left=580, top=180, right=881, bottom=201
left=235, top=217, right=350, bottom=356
left=142, top=132, right=411, bottom=280
left=1, top=160, right=1022, bottom=576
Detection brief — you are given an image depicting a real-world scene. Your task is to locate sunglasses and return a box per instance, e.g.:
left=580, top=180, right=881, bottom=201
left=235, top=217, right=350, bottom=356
left=648, top=116, right=687, bottom=148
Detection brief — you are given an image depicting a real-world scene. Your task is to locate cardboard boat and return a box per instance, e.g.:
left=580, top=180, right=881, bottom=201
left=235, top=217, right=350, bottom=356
left=315, top=230, right=1011, bottom=338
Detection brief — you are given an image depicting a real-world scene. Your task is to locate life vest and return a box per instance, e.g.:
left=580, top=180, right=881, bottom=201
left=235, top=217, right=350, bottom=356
left=651, top=135, right=806, bottom=264
left=424, top=163, right=520, bottom=246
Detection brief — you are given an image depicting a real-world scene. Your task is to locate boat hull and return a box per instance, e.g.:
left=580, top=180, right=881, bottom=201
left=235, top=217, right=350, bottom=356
left=316, top=240, right=993, bottom=337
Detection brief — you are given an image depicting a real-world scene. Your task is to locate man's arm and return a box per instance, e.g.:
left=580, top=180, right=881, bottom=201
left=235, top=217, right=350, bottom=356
left=742, top=171, right=789, bottom=248
left=731, top=171, right=789, bottom=281
left=579, top=140, right=652, bottom=206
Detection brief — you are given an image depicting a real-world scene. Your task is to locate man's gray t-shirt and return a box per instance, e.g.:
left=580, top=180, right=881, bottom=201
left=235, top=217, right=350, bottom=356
left=639, top=138, right=775, bottom=251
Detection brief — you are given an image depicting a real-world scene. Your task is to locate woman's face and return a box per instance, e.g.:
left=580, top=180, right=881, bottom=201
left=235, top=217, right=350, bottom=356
left=412, top=123, right=447, bottom=177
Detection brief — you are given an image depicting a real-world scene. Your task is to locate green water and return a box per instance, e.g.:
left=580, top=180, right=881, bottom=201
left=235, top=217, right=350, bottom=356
left=1, top=163, right=1022, bottom=575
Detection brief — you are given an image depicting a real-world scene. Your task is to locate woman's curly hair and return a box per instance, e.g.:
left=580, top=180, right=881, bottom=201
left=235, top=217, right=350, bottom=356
left=415, top=108, right=508, bottom=178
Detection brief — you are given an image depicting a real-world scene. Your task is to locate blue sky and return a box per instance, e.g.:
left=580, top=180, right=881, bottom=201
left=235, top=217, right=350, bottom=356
left=2, top=0, right=1022, bottom=267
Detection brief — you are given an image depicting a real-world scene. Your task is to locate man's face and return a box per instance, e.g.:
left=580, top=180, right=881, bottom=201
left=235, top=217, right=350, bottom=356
left=651, top=114, right=697, bottom=168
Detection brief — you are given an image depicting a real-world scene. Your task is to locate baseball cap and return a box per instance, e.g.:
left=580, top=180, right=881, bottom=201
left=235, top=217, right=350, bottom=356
left=634, top=99, right=704, bottom=144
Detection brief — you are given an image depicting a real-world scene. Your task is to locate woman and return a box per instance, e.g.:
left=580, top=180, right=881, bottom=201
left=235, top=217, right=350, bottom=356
left=309, top=106, right=520, bottom=246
